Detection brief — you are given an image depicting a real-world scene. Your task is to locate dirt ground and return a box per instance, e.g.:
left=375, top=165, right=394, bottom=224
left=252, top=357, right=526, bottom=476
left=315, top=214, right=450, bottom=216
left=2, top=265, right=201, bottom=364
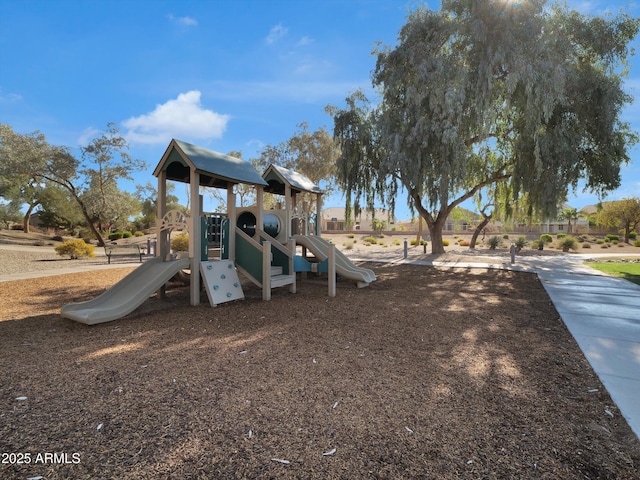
left=2, top=256, right=640, bottom=479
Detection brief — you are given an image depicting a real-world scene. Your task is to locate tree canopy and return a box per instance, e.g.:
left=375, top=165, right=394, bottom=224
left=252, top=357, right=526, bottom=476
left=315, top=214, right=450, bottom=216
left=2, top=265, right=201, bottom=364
left=331, top=0, right=638, bottom=253
left=0, top=123, right=145, bottom=245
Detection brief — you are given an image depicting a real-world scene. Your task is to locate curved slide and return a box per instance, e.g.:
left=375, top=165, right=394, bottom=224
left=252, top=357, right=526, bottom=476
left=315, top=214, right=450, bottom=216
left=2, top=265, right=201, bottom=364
left=61, top=257, right=191, bottom=325
left=294, top=235, right=376, bottom=287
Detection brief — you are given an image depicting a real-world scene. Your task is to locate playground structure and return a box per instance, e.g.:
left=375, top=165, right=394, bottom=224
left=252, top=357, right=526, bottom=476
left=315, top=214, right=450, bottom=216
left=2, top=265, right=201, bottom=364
left=61, top=139, right=375, bottom=325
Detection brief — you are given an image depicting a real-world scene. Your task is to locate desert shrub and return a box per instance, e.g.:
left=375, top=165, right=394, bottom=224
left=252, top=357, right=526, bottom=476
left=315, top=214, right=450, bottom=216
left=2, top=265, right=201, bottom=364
left=531, top=239, right=543, bottom=250
left=171, top=233, right=189, bottom=252
left=514, top=236, right=528, bottom=251
left=54, top=239, right=95, bottom=259
left=558, top=235, right=578, bottom=252
left=612, top=239, right=619, bottom=245
left=601, top=244, right=610, bottom=249
left=596, top=239, right=605, bottom=244
left=343, top=241, right=354, bottom=250
left=134, top=231, right=144, bottom=237
left=459, top=240, right=470, bottom=247
left=442, top=239, right=450, bottom=246
left=393, top=239, right=401, bottom=246
left=634, top=239, right=640, bottom=247
left=109, top=231, right=123, bottom=241
left=347, top=233, right=355, bottom=239
left=488, top=236, right=500, bottom=249
left=540, top=234, right=553, bottom=244
left=629, top=231, right=637, bottom=240
left=363, top=236, right=377, bottom=244
left=502, top=234, right=509, bottom=239
left=410, top=239, right=417, bottom=246
left=122, top=231, right=133, bottom=238
left=556, top=232, right=567, bottom=238
left=378, top=240, right=386, bottom=247
left=605, top=234, right=620, bottom=242
left=581, top=242, right=591, bottom=249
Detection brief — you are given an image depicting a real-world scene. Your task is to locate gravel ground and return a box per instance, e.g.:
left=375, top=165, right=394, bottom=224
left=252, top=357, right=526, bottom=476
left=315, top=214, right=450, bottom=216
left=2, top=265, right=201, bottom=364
left=0, top=246, right=129, bottom=277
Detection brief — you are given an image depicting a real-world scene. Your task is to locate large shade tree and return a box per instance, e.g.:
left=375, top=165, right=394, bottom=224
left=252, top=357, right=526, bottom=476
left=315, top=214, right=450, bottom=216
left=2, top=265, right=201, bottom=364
left=331, top=0, right=638, bottom=253
left=0, top=123, right=145, bottom=245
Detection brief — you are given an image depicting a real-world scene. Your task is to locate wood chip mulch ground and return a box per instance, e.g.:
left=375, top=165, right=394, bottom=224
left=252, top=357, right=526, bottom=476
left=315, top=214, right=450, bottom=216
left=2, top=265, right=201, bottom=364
left=1, top=263, right=639, bottom=479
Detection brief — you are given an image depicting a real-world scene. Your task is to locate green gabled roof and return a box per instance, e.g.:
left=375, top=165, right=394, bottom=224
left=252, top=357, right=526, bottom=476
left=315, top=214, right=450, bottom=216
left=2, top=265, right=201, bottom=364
left=263, top=164, right=323, bottom=195
left=154, top=139, right=268, bottom=188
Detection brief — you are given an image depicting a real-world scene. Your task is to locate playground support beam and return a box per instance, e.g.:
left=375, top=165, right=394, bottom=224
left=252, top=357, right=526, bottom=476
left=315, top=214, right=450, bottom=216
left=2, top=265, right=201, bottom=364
left=156, top=169, right=168, bottom=299
left=256, top=185, right=264, bottom=241
left=328, top=242, right=336, bottom=297
left=190, top=169, right=201, bottom=306
left=227, top=185, right=237, bottom=261
left=316, top=192, right=322, bottom=237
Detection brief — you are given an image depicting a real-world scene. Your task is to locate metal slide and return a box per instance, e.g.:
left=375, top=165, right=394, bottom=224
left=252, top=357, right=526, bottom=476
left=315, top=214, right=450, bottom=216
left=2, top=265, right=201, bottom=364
left=294, top=235, right=376, bottom=287
left=61, top=257, right=191, bottom=325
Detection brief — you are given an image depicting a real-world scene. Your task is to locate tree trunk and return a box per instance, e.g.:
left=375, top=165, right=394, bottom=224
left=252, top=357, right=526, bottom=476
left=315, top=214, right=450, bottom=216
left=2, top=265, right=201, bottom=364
left=416, top=216, right=423, bottom=246
left=470, top=214, right=492, bottom=249
left=22, top=201, right=40, bottom=234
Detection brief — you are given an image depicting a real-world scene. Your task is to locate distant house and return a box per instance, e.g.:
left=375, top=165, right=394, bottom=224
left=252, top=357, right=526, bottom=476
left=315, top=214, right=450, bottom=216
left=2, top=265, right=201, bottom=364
left=322, top=207, right=397, bottom=231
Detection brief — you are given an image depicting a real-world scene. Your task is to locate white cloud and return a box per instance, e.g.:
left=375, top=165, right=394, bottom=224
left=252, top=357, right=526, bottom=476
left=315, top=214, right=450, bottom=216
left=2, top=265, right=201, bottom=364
left=167, top=14, right=198, bottom=26
left=122, top=91, right=230, bottom=145
left=77, top=127, right=99, bottom=146
left=266, top=24, right=288, bottom=44
left=297, top=36, right=313, bottom=47
left=0, top=89, right=22, bottom=103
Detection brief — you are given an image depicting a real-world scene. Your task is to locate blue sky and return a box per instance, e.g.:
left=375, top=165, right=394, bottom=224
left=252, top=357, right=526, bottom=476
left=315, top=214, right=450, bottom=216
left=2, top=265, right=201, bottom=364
left=1, top=0, right=639, bottom=221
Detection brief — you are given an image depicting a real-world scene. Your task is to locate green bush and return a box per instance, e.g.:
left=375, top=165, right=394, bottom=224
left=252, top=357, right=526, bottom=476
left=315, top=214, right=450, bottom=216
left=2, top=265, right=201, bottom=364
left=539, top=234, right=553, bottom=244
left=605, top=234, right=620, bottom=242
left=392, top=239, right=401, bottom=246
left=634, top=239, right=640, bottom=247
left=502, top=234, right=509, bottom=239
left=514, top=236, right=528, bottom=251
left=171, top=233, right=189, bottom=252
left=343, top=241, right=354, bottom=250
left=109, top=231, right=123, bottom=241
left=442, top=239, right=450, bottom=246
left=122, top=231, right=133, bottom=238
left=581, top=242, right=591, bottom=249
left=556, top=232, right=567, bottom=238
left=134, top=231, right=145, bottom=237
left=596, top=239, right=605, bottom=244
left=531, top=239, right=543, bottom=250
left=488, top=236, right=500, bottom=249
left=363, top=236, right=377, bottom=244
left=558, top=235, right=578, bottom=252
left=630, top=231, right=637, bottom=240
left=54, top=239, right=95, bottom=259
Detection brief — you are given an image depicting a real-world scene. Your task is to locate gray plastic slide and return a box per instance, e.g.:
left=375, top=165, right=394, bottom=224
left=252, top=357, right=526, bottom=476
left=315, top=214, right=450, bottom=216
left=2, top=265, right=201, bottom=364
left=61, top=257, right=191, bottom=325
left=294, top=235, right=376, bottom=286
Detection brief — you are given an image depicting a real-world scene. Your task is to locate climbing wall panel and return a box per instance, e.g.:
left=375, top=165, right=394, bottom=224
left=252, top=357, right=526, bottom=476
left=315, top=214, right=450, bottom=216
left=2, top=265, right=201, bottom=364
left=200, top=260, right=244, bottom=306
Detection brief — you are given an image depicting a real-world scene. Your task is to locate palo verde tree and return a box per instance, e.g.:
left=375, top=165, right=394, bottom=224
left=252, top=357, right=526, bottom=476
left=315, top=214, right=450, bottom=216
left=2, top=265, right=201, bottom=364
left=597, top=198, right=640, bottom=243
left=331, top=1, right=638, bottom=253
left=0, top=123, right=145, bottom=246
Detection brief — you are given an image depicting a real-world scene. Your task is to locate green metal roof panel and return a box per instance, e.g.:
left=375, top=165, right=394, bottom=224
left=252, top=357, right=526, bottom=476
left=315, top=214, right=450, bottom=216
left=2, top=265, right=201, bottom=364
left=263, top=164, right=323, bottom=194
left=154, top=139, right=268, bottom=187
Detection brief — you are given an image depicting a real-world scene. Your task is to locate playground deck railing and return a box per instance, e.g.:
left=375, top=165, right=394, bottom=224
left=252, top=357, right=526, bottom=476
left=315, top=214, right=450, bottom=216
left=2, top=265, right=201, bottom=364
left=234, top=226, right=296, bottom=300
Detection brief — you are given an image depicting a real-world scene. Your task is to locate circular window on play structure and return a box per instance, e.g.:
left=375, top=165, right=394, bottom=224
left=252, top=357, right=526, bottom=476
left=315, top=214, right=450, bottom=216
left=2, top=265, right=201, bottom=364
left=237, top=211, right=281, bottom=238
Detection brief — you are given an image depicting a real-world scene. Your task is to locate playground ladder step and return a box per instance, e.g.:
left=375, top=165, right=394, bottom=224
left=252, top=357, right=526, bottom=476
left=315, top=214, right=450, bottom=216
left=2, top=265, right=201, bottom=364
left=270, top=274, right=296, bottom=289
left=270, top=266, right=283, bottom=276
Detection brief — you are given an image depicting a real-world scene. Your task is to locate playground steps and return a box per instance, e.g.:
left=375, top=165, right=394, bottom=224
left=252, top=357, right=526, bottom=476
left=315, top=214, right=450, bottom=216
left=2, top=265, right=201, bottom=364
left=268, top=265, right=295, bottom=288
left=270, top=273, right=296, bottom=288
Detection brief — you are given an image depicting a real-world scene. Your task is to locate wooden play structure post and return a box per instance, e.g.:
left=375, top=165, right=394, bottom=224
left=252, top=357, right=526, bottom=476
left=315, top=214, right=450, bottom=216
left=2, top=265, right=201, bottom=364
left=189, top=168, right=201, bottom=305
left=328, top=242, right=336, bottom=297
